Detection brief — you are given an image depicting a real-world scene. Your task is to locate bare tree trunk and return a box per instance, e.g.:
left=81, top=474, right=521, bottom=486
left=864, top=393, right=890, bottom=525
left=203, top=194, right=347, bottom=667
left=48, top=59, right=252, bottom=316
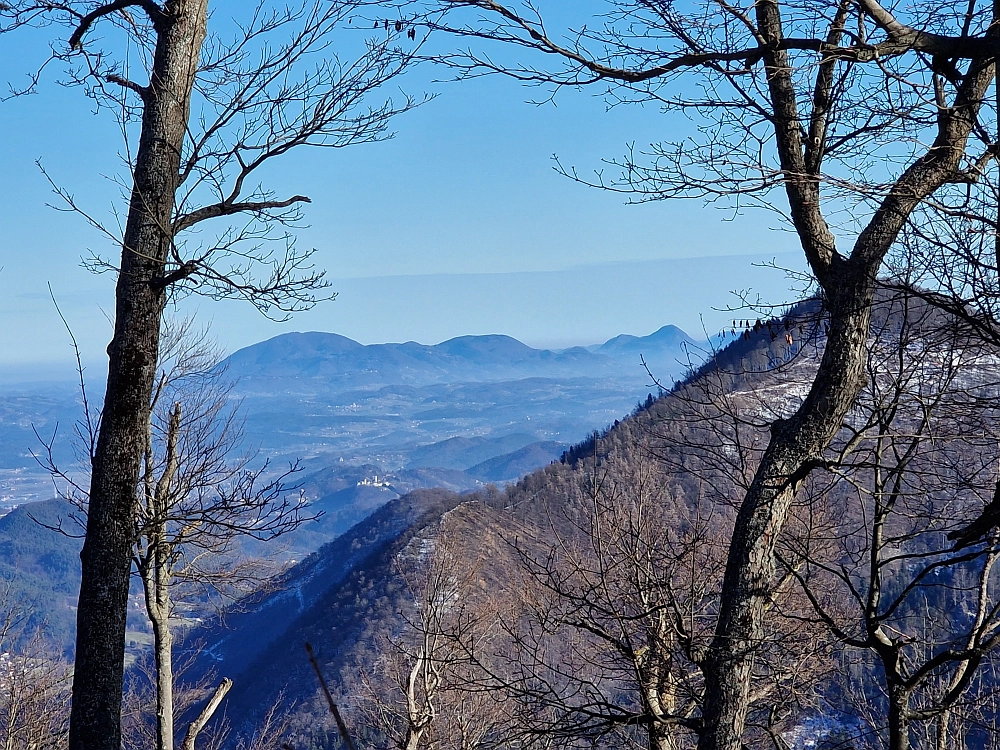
left=888, top=686, right=911, bottom=750
left=150, top=600, right=175, bottom=750
left=69, top=4, right=209, bottom=749
left=695, top=8, right=997, bottom=744
left=699, top=273, right=875, bottom=747
left=404, top=727, right=425, bottom=750
left=149, top=403, right=181, bottom=750
left=649, top=722, right=677, bottom=750
left=403, top=649, right=434, bottom=750
left=181, top=678, right=233, bottom=750
left=146, top=510, right=177, bottom=750
left=643, top=661, right=679, bottom=750
left=936, top=708, right=951, bottom=750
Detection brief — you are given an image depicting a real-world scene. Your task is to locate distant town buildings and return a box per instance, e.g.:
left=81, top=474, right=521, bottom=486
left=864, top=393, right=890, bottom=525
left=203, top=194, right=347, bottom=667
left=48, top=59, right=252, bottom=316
left=357, top=474, right=392, bottom=488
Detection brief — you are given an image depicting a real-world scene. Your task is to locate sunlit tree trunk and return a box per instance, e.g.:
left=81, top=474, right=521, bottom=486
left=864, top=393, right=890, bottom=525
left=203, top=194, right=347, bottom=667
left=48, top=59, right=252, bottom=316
left=69, top=6, right=208, bottom=746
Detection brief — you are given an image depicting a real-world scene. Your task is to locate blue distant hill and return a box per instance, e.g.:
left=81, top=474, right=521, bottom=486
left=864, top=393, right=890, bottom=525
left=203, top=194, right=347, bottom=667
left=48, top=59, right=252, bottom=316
left=225, top=327, right=699, bottom=392
left=597, top=324, right=696, bottom=354
left=593, top=324, right=700, bottom=381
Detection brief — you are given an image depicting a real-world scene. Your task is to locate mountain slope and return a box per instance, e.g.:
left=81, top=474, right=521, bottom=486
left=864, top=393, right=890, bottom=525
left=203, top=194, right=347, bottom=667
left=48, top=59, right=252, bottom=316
left=406, top=433, right=538, bottom=470
left=188, top=303, right=829, bottom=742
left=0, top=498, right=83, bottom=651
left=465, top=440, right=565, bottom=482
left=183, top=488, right=466, bottom=724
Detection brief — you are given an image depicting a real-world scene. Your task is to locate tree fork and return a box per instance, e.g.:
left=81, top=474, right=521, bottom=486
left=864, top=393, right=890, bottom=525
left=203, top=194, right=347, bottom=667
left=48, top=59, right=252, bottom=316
left=698, top=266, right=875, bottom=750
left=696, top=3, right=998, bottom=746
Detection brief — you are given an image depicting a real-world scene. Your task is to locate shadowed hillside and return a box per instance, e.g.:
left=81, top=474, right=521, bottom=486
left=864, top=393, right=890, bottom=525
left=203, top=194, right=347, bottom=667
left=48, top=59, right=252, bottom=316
left=181, top=304, right=819, bottom=740
left=194, top=291, right=1000, bottom=750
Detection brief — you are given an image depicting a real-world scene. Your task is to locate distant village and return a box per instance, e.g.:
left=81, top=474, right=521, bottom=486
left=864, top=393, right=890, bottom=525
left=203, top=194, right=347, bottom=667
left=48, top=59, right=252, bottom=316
left=357, top=473, right=393, bottom=488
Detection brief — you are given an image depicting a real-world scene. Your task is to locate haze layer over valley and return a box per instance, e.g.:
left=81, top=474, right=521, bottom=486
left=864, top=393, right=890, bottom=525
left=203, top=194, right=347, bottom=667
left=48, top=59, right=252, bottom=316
left=0, top=322, right=704, bottom=653
left=0, top=323, right=699, bottom=508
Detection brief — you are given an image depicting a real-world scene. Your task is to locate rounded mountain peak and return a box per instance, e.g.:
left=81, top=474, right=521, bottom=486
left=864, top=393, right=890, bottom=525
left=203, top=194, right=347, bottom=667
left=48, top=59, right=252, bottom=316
left=435, top=334, right=537, bottom=360
left=224, top=332, right=364, bottom=374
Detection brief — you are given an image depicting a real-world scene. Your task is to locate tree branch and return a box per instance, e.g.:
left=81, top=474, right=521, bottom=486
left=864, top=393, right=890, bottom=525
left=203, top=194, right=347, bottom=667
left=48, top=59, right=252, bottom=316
left=306, top=642, right=358, bottom=750
left=172, top=195, right=311, bottom=234
left=180, top=677, right=232, bottom=750
left=856, top=0, right=1000, bottom=56
left=68, top=0, right=166, bottom=50
left=442, top=0, right=1000, bottom=86
left=105, top=72, right=149, bottom=102
left=151, top=261, right=197, bottom=291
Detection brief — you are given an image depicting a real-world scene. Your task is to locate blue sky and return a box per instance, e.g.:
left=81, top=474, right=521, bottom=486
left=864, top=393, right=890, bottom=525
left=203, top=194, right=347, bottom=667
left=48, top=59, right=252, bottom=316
left=0, top=9, right=806, bottom=380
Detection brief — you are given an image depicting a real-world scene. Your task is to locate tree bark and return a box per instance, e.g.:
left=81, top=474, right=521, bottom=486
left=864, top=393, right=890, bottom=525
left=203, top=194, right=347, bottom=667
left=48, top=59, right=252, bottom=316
left=935, top=707, right=950, bottom=750
left=68, top=3, right=209, bottom=749
left=150, top=597, right=175, bottom=750
left=404, top=727, right=426, bottom=750
left=149, top=402, right=181, bottom=750
left=649, top=721, right=678, bottom=750
left=888, top=685, right=911, bottom=750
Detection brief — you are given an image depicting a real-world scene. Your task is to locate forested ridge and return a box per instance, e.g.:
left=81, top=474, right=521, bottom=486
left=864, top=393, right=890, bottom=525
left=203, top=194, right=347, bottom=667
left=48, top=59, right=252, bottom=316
left=155, top=289, right=1000, bottom=750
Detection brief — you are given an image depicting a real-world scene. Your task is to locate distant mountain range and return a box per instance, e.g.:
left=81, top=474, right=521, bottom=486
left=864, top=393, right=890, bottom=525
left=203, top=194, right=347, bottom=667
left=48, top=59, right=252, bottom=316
left=0, top=324, right=706, bottom=653
left=224, top=325, right=699, bottom=391
left=222, top=324, right=700, bottom=480
left=0, top=325, right=700, bottom=504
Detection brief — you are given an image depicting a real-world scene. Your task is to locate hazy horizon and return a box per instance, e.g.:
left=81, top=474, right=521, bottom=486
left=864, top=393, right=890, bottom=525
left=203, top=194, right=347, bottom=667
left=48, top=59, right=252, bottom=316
left=0, top=30, right=805, bottom=382
left=0, top=251, right=807, bottom=382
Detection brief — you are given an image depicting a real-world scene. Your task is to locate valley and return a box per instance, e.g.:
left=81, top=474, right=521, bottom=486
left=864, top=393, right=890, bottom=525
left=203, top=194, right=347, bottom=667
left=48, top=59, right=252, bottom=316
left=0, top=324, right=703, bottom=655
left=0, top=326, right=699, bottom=516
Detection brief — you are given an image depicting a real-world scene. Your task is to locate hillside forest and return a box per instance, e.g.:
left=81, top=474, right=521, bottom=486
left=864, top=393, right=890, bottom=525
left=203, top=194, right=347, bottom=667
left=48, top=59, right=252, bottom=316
left=6, top=2, right=1000, bottom=750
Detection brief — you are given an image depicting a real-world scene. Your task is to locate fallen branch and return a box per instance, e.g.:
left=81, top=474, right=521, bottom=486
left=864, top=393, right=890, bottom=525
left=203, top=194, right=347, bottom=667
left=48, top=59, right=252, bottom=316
left=306, top=642, right=358, bottom=750
left=181, top=677, right=233, bottom=750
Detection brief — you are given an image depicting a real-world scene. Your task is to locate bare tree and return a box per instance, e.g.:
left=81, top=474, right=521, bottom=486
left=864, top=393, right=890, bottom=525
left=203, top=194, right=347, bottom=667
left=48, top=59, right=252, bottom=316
left=134, top=320, right=310, bottom=750
left=348, top=516, right=502, bottom=750
left=501, top=445, right=710, bottom=750
left=778, top=291, right=1000, bottom=750
left=229, top=695, right=295, bottom=750
left=0, top=598, right=72, bottom=750
left=122, top=651, right=228, bottom=750
left=124, top=658, right=290, bottom=750
left=511, top=427, right=836, bottom=750
left=44, top=317, right=313, bottom=750
left=422, top=3, right=1000, bottom=747
left=1, top=2, right=422, bottom=747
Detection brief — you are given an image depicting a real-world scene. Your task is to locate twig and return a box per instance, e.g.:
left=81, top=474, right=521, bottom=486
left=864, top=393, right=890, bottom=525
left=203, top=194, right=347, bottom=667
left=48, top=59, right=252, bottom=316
left=47, top=282, right=99, bottom=456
